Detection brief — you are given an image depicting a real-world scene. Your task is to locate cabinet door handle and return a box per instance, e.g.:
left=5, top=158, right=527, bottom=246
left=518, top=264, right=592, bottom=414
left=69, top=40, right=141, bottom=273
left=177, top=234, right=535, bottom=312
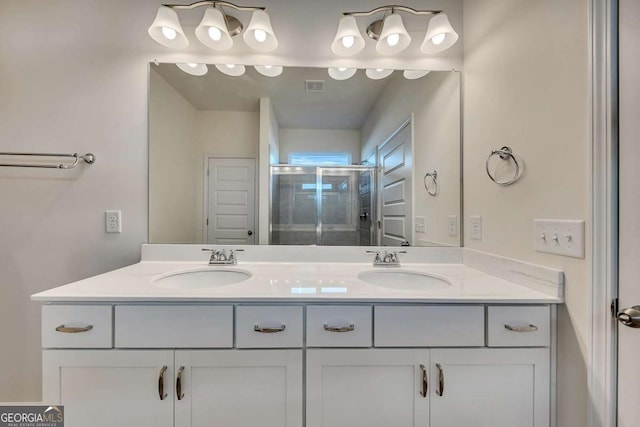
left=419, top=364, right=428, bottom=398
left=55, top=324, right=93, bottom=333
left=436, top=363, right=444, bottom=397
left=323, top=323, right=355, bottom=333
left=504, top=324, right=538, bottom=333
left=158, top=366, right=168, bottom=401
left=176, top=366, right=185, bottom=400
left=254, top=324, right=286, bottom=333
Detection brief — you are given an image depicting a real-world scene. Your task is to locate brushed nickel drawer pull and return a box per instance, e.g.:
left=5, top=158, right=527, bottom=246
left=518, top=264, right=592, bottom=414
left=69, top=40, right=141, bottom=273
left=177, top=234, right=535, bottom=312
left=436, top=363, right=444, bottom=397
left=176, top=366, right=185, bottom=400
left=158, top=366, right=168, bottom=401
left=55, top=324, right=93, bottom=333
left=419, top=364, right=428, bottom=398
left=504, top=324, right=539, bottom=333
left=254, top=324, right=286, bottom=333
left=323, top=323, right=355, bottom=333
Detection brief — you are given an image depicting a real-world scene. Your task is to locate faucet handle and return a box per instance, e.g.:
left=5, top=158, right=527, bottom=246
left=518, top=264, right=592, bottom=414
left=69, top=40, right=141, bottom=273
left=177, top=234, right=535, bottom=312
left=228, top=249, right=245, bottom=263
left=366, top=250, right=382, bottom=263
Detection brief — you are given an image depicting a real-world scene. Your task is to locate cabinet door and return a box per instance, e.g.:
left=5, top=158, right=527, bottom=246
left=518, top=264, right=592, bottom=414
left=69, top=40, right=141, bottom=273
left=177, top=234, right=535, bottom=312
left=175, top=350, right=303, bottom=427
left=306, top=349, right=430, bottom=427
left=43, top=350, right=174, bottom=427
left=429, top=348, right=550, bottom=427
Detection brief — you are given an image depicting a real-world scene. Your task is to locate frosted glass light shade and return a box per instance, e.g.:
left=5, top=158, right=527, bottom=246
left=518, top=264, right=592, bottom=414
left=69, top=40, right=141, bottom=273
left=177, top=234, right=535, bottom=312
left=403, top=70, right=430, bottom=79
left=215, top=64, right=246, bottom=76
left=331, top=16, right=365, bottom=56
left=148, top=6, right=189, bottom=48
left=376, top=14, right=412, bottom=54
left=421, top=13, right=459, bottom=54
left=243, top=10, right=278, bottom=52
left=177, top=63, right=208, bottom=76
left=195, top=7, right=233, bottom=50
left=365, top=68, right=393, bottom=80
left=328, top=67, right=357, bottom=80
left=255, top=65, right=284, bottom=77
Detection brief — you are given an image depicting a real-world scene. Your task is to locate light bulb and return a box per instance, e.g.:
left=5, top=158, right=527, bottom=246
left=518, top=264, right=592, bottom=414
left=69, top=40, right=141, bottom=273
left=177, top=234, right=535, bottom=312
left=338, top=67, right=346, bottom=72
left=386, top=33, right=400, bottom=47
left=161, top=26, right=177, bottom=40
left=342, top=35, right=355, bottom=48
left=208, top=26, right=222, bottom=41
left=254, top=29, right=267, bottom=43
left=431, top=33, right=446, bottom=45
left=376, top=68, right=384, bottom=72
left=187, top=63, right=198, bottom=68
left=264, top=65, right=273, bottom=69
left=226, top=64, right=235, bottom=69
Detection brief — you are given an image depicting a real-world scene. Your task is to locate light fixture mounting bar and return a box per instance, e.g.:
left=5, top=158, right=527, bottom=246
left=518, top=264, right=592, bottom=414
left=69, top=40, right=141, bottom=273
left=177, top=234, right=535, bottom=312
left=163, top=1, right=266, bottom=12
left=343, top=5, right=441, bottom=17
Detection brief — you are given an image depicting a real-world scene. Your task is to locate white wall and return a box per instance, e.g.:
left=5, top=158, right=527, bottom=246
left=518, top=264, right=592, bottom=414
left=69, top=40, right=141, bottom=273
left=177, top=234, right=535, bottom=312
left=361, top=72, right=461, bottom=246
left=462, top=1, right=589, bottom=426
left=279, top=129, right=361, bottom=164
left=149, top=69, right=199, bottom=243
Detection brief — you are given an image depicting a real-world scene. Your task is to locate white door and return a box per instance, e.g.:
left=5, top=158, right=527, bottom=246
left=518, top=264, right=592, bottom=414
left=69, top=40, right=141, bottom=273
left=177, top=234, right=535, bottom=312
left=174, top=350, right=303, bottom=427
left=306, top=349, right=429, bottom=427
left=206, top=158, right=256, bottom=244
left=429, top=349, right=549, bottom=427
left=378, top=121, right=413, bottom=246
left=617, top=0, right=640, bottom=423
left=42, top=350, right=174, bottom=427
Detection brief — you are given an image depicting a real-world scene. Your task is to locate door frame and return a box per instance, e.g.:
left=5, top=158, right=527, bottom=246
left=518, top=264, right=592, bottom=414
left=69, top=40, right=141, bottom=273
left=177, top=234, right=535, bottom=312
left=202, top=155, right=258, bottom=244
left=589, top=0, right=618, bottom=426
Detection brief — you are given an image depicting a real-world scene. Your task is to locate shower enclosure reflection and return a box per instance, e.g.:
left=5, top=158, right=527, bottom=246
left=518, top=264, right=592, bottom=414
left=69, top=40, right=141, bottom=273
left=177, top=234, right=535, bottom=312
left=271, top=165, right=376, bottom=246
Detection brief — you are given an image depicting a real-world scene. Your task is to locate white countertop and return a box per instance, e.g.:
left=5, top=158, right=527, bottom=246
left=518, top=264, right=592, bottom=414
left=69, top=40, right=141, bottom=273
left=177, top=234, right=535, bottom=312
left=31, top=261, right=563, bottom=304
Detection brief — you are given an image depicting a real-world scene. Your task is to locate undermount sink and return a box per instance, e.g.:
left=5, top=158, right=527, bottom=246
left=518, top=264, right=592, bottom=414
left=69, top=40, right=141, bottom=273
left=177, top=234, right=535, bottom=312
left=153, top=268, right=252, bottom=290
left=358, top=270, right=451, bottom=291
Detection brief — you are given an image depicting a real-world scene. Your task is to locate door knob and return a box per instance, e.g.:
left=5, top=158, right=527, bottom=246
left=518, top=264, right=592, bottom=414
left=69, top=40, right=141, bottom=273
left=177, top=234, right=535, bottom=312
left=247, top=230, right=253, bottom=236
left=617, top=305, right=640, bottom=328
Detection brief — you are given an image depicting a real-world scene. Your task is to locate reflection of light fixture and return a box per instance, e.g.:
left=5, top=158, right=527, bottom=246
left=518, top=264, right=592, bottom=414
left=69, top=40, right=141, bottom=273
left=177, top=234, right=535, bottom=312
left=254, top=65, right=283, bottom=77
left=328, top=67, right=357, bottom=80
left=403, top=70, right=430, bottom=79
left=177, top=63, right=208, bottom=76
left=215, top=64, right=246, bottom=76
left=421, top=14, right=458, bottom=54
left=331, top=16, right=365, bottom=56
left=148, top=6, right=189, bottom=48
left=332, top=5, right=458, bottom=56
left=148, top=1, right=278, bottom=52
left=366, top=68, right=393, bottom=80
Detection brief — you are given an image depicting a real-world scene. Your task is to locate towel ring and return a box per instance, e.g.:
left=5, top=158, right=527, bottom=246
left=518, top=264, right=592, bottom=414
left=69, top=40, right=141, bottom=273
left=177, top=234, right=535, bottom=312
left=423, top=170, right=439, bottom=196
left=486, top=146, right=520, bottom=186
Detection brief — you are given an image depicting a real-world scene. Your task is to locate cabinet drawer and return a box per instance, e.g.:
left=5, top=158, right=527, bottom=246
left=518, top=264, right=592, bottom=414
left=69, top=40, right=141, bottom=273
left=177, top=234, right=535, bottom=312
left=374, top=305, right=485, bottom=347
left=42, top=305, right=112, bottom=348
left=115, top=305, right=232, bottom=348
left=307, top=306, right=372, bottom=347
left=236, top=306, right=303, bottom=348
left=487, top=306, right=550, bottom=347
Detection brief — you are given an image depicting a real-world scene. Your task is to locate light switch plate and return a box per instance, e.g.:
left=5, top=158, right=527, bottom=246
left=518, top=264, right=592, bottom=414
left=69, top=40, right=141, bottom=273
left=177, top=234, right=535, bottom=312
left=470, top=216, right=482, bottom=240
left=534, top=219, right=585, bottom=258
left=105, top=210, right=122, bottom=233
left=415, top=216, right=426, bottom=233
left=447, top=215, right=458, bottom=237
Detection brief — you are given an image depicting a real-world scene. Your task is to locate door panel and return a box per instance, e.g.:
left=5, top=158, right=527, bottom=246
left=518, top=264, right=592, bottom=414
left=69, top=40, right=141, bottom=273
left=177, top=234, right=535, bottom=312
left=206, top=158, right=256, bottom=244
left=618, top=0, right=640, bottom=423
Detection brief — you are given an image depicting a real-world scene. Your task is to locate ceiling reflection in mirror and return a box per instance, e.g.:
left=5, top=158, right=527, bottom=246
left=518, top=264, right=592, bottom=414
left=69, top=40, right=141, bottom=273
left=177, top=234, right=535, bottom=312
left=149, top=63, right=461, bottom=247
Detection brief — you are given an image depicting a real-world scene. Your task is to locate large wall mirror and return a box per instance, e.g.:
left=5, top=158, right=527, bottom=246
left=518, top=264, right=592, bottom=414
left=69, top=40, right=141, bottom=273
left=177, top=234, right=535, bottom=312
left=149, top=63, right=461, bottom=247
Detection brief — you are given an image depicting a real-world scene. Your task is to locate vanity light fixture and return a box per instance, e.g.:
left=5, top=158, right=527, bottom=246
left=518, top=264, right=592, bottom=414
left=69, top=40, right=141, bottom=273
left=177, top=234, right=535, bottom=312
left=365, top=68, right=393, bottom=80
left=176, top=63, right=209, bottom=76
left=332, top=6, right=458, bottom=56
left=254, top=65, right=283, bottom=77
left=148, top=1, right=278, bottom=52
left=215, top=63, right=246, bottom=76
left=403, top=70, right=430, bottom=79
left=328, top=67, right=357, bottom=80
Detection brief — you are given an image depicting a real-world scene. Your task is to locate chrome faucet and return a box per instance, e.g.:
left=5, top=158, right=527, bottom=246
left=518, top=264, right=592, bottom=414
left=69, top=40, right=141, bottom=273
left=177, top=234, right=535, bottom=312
left=202, top=248, right=244, bottom=265
left=366, top=250, right=406, bottom=267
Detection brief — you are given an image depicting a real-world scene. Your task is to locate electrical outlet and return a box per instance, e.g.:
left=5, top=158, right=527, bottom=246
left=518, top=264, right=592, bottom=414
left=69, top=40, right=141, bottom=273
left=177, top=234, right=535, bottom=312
left=447, top=215, right=458, bottom=237
left=105, top=210, right=122, bottom=233
left=534, top=219, right=585, bottom=258
left=415, top=216, right=426, bottom=233
left=470, top=216, right=482, bottom=240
